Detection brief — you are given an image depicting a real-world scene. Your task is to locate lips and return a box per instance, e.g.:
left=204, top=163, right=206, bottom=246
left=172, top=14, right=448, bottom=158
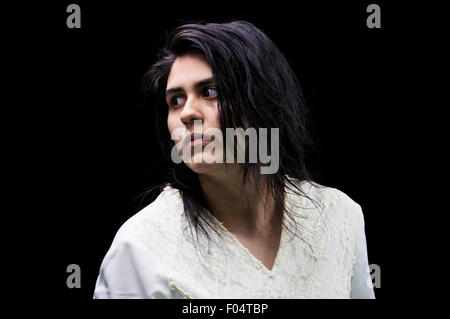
left=183, top=132, right=210, bottom=148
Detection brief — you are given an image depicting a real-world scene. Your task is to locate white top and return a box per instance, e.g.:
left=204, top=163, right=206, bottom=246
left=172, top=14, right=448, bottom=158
left=94, top=180, right=375, bottom=299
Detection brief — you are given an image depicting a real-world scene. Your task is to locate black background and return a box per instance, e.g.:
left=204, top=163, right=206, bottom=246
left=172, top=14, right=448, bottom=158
left=8, top=0, right=437, bottom=311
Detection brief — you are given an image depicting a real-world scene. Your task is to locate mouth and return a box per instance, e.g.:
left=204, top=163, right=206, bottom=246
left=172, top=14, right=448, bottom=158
left=189, top=139, right=208, bottom=146
left=184, top=132, right=211, bottom=147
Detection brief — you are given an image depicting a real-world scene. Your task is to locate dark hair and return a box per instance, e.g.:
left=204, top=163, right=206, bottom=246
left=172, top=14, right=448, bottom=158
left=142, top=20, right=321, bottom=247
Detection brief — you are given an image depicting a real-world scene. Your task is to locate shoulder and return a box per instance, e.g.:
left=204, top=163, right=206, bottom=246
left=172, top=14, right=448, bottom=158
left=109, top=186, right=184, bottom=254
left=288, top=179, right=364, bottom=231
left=290, top=178, right=361, bottom=208
left=313, top=181, right=362, bottom=216
left=94, top=186, right=185, bottom=298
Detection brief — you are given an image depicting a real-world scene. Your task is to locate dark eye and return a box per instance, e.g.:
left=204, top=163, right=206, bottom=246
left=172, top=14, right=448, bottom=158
left=203, top=87, right=217, bottom=98
left=170, top=95, right=185, bottom=107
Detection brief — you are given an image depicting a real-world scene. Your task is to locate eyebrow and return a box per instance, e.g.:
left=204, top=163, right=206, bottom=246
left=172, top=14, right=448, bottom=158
left=165, top=77, right=216, bottom=96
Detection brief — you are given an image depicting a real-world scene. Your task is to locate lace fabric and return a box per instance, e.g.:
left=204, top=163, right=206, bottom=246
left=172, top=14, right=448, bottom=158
left=93, top=179, right=375, bottom=299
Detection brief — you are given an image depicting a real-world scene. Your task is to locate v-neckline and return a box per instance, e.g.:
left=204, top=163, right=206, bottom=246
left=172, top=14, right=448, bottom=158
left=209, top=213, right=287, bottom=276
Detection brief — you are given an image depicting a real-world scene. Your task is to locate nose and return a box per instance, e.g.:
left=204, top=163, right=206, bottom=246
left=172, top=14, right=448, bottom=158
left=180, top=95, right=203, bottom=128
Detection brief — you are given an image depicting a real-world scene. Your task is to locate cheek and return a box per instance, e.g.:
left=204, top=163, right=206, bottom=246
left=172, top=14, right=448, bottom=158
left=167, top=113, right=177, bottom=135
left=205, top=103, right=220, bottom=128
left=167, top=113, right=184, bottom=143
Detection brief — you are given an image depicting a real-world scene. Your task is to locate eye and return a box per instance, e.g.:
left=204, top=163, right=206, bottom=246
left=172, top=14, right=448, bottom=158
left=169, top=95, right=185, bottom=108
left=203, top=87, right=217, bottom=98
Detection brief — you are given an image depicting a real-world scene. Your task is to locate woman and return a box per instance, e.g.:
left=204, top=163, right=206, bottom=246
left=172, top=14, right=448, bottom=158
left=93, top=20, right=375, bottom=299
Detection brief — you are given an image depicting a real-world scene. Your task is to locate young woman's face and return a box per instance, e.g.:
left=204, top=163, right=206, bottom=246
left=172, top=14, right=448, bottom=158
left=166, top=54, right=222, bottom=174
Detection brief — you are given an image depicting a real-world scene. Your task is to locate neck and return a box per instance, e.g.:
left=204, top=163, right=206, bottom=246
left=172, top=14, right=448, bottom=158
left=198, top=165, right=282, bottom=237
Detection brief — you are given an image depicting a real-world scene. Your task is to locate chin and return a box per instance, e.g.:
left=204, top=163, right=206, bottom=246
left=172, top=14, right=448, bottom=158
left=185, top=154, right=222, bottom=175
left=186, top=162, right=219, bottom=175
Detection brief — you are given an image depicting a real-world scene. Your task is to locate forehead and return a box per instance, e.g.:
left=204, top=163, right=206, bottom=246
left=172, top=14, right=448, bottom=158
left=166, top=54, right=213, bottom=90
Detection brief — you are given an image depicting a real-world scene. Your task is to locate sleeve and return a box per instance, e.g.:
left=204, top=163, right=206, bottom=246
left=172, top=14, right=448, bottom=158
left=350, top=209, right=376, bottom=299
left=93, top=234, right=182, bottom=299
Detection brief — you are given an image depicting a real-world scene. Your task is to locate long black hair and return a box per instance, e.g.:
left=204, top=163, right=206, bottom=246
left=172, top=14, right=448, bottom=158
left=142, top=20, right=322, bottom=245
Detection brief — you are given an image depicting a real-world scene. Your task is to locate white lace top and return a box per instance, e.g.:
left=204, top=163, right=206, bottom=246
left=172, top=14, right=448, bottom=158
left=94, top=180, right=375, bottom=299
